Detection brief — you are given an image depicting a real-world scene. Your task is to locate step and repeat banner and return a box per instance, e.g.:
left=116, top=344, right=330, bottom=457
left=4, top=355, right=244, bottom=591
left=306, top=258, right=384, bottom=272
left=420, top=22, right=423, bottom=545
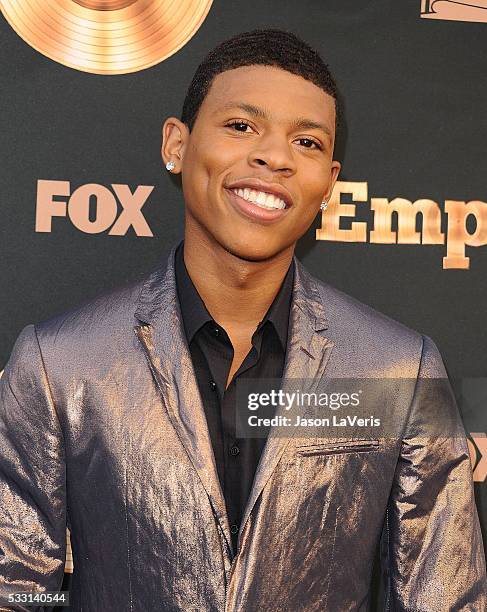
left=1, top=0, right=486, bottom=606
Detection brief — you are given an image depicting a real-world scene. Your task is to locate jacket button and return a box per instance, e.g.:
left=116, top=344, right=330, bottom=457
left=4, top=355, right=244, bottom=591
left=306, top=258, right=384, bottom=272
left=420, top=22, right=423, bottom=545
left=229, top=445, right=240, bottom=456
left=209, top=380, right=217, bottom=391
left=230, top=524, right=239, bottom=534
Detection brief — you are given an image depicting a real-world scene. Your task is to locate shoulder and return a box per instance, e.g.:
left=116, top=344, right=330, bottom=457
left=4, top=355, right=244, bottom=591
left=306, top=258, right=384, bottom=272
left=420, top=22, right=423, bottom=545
left=28, top=264, right=155, bottom=372
left=309, top=272, right=430, bottom=377
left=316, top=276, right=420, bottom=339
left=36, top=275, right=146, bottom=340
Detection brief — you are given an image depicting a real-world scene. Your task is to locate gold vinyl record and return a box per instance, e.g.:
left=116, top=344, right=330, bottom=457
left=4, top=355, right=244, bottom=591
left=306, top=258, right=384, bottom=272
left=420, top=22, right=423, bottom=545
left=0, top=0, right=214, bottom=75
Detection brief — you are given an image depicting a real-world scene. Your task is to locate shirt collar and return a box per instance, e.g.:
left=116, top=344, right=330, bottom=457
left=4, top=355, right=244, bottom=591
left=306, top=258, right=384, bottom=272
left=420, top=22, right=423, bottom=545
left=174, top=239, right=294, bottom=351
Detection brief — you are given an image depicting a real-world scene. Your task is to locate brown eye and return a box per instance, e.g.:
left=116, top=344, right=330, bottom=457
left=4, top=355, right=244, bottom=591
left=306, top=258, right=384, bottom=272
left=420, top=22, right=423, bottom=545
left=225, top=121, right=252, bottom=132
left=297, top=138, right=322, bottom=150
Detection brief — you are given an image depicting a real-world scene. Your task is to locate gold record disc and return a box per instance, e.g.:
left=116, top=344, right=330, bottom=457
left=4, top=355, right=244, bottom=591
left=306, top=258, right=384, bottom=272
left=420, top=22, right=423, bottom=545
left=0, top=0, right=214, bottom=75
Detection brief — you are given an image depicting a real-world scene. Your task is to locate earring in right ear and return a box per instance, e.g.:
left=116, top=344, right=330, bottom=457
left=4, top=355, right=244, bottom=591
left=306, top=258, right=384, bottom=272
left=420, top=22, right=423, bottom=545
left=166, top=160, right=176, bottom=172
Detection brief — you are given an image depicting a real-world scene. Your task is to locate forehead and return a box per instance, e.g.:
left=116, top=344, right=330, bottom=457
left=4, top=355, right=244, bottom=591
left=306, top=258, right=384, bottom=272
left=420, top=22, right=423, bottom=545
left=200, top=64, right=336, bottom=125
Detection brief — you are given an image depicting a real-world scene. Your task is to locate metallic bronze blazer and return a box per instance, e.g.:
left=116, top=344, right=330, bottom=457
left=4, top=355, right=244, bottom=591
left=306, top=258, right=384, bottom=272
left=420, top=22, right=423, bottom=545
left=1, top=242, right=486, bottom=611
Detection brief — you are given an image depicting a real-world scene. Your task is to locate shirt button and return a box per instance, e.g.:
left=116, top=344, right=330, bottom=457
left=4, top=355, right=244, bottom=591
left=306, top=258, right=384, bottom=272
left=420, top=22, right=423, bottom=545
left=229, top=445, right=240, bottom=456
left=230, top=524, right=239, bottom=535
left=213, top=327, right=220, bottom=337
left=209, top=380, right=217, bottom=391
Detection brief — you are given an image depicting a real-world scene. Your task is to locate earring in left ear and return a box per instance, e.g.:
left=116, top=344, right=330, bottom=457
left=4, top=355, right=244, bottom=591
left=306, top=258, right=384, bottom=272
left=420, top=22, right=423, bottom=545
left=320, top=200, right=328, bottom=211
left=165, top=160, right=175, bottom=172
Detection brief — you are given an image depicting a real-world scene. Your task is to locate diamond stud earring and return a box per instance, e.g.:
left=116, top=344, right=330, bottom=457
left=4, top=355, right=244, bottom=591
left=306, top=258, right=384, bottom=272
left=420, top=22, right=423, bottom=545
left=165, top=160, right=175, bottom=172
left=320, top=200, right=328, bottom=211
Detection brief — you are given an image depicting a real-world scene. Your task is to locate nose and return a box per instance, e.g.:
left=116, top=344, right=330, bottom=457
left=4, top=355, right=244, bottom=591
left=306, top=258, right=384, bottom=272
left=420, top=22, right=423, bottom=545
left=247, top=131, right=297, bottom=174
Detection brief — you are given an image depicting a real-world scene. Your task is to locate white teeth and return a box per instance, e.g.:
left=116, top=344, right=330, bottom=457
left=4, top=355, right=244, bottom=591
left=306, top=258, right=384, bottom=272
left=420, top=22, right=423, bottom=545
left=256, top=192, right=266, bottom=205
left=265, top=193, right=277, bottom=207
left=232, top=188, right=286, bottom=210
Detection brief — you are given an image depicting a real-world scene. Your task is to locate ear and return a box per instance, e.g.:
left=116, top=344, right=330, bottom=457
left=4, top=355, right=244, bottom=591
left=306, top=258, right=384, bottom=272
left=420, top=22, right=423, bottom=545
left=161, top=117, right=190, bottom=174
left=323, top=160, right=341, bottom=201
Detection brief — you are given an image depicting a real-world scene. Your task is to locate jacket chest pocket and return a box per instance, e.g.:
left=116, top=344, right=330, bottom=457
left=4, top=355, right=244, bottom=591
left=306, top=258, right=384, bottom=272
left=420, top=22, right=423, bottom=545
left=295, top=439, right=381, bottom=457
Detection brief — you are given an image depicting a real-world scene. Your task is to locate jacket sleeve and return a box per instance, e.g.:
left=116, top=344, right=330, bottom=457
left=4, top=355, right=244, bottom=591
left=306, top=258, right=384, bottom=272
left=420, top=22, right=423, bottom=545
left=0, top=325, right=67, bottom=612
left=381, top=335, right=487, bottom=611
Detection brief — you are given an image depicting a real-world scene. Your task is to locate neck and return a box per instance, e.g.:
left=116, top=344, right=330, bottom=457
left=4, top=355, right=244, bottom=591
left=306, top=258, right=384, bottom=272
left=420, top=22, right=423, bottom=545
left=182, top=225, right=294, bottom=334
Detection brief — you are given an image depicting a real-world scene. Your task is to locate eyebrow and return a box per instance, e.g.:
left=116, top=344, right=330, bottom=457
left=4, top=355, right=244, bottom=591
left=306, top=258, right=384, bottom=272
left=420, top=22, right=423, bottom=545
left=218, top=101, right=332, bottom=137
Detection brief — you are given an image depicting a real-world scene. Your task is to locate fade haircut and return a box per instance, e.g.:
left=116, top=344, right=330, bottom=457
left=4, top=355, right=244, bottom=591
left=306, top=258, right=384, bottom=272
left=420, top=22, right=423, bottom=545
left=181, top=28, right=341, bottom=134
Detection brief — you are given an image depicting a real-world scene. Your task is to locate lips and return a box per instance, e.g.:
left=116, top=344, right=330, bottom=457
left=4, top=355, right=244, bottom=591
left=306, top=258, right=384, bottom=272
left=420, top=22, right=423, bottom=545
left=224, top=178, right=293, bottom=209
left=224, top=187, right=291, bottom=224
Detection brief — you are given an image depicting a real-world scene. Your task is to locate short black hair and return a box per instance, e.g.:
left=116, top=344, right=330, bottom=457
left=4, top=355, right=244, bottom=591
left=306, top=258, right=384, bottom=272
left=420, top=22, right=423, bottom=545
left=181, top=28, right=341, bottom=135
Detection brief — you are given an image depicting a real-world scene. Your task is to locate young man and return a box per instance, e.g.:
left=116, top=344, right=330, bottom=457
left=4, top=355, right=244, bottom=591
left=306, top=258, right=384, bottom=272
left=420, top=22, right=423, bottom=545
left=0, top=29, right=485, bottom=612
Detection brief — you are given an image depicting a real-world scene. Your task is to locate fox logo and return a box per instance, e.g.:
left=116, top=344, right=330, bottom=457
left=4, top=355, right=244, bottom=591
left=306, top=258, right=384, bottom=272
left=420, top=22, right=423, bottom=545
left=35, top=180, right=154, bottom=237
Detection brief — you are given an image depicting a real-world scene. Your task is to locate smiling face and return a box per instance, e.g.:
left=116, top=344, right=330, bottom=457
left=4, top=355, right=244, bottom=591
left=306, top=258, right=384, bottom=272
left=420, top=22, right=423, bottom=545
left=162, top=64, right=341, bottom=262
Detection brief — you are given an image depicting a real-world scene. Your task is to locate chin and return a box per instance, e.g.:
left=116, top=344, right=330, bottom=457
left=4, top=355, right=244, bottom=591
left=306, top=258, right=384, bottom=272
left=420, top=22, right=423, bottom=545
left=217, top=234, right=287, bottom=263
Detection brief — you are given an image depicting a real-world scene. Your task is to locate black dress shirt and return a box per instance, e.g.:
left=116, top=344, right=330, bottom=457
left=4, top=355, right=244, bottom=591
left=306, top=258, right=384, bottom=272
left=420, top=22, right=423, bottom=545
left=174, top=240, right=294, bottom=555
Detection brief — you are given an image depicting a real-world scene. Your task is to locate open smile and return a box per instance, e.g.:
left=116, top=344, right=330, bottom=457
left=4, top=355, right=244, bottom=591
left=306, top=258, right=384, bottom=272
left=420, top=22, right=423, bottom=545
left=224, top=187, right=291, bottom=224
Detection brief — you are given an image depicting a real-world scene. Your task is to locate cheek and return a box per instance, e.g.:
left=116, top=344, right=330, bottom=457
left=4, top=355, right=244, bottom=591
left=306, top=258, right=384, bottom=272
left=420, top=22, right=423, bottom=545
left=300, top=165, right=332, bottom=202
left=304, top=159, right=338, bottom=194
left=181, top=142, right=213, bottom=198
left=186, top=129, right=238, bottom=175
left=182, top=138, right=237, bottom=205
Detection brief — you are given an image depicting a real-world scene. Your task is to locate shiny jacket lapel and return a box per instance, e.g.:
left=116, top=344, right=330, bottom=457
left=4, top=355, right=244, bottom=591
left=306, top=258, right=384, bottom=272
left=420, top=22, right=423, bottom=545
left=133, top=242, right=334, bottom=560
left=134, top=243, right=233, bottom=559
left=238, top=256, right=334, bottom=550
